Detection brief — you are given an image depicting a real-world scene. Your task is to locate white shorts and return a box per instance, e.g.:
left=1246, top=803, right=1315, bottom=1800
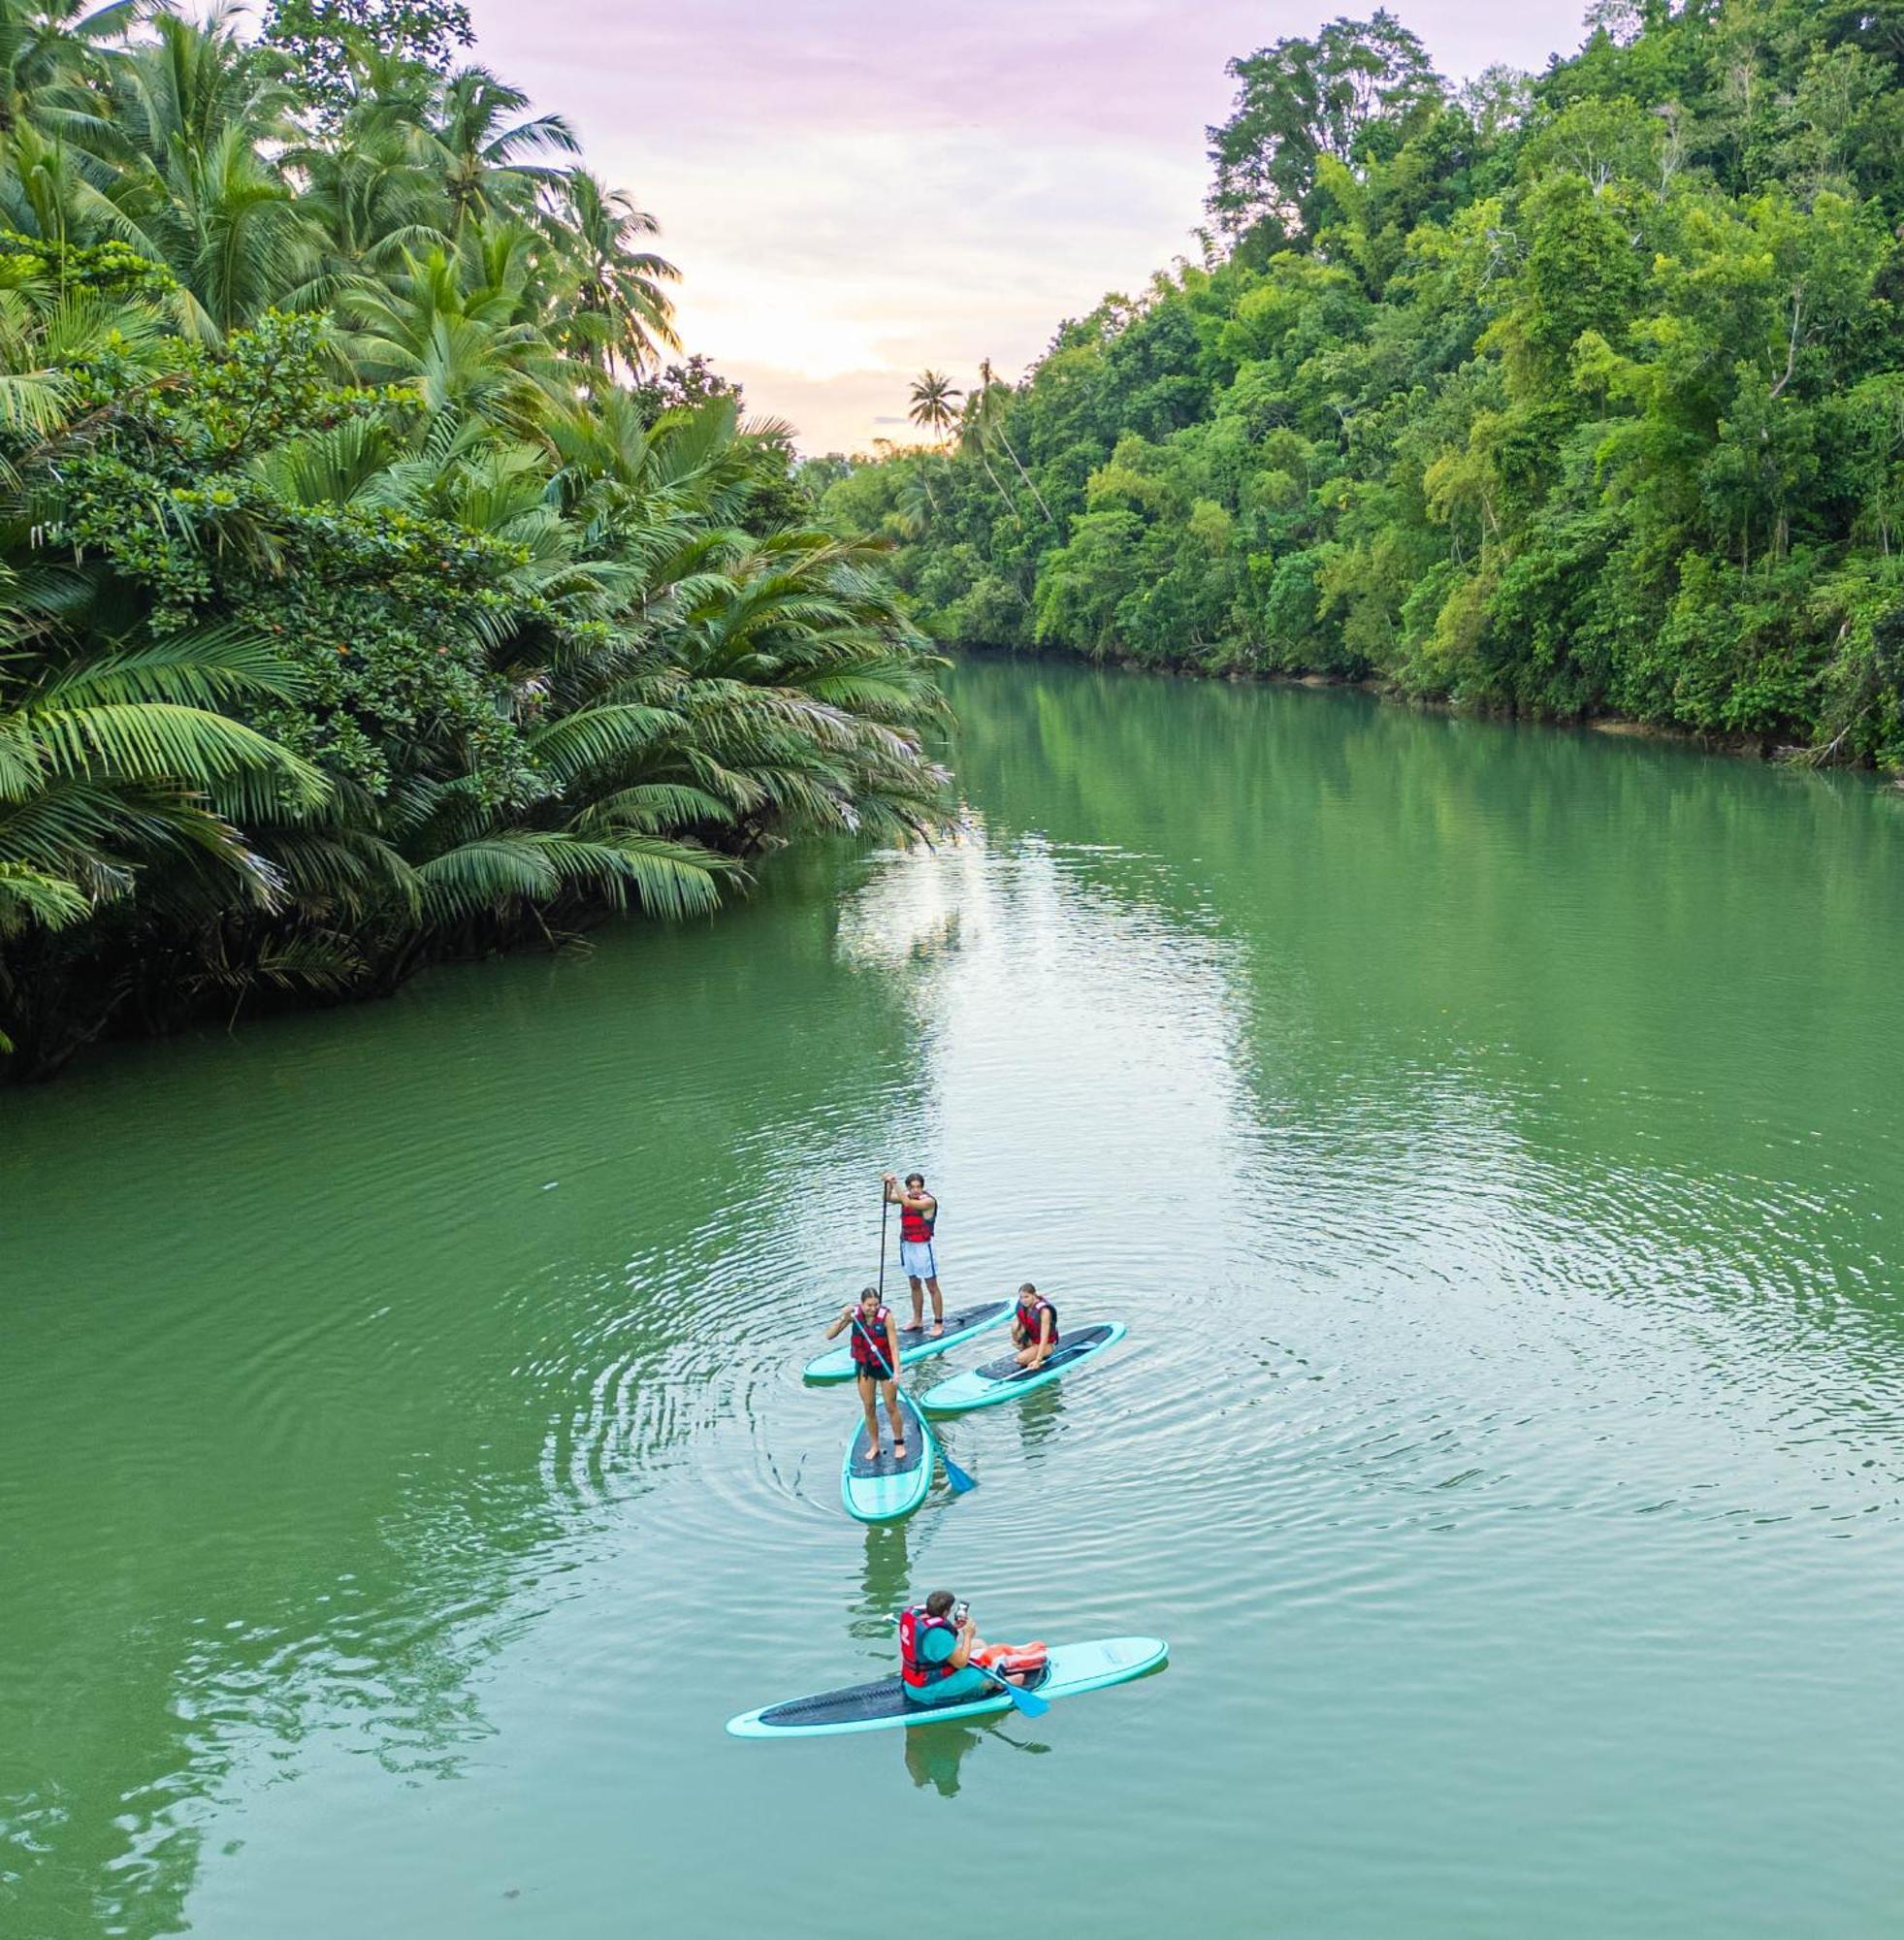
left=899, top=1239, right=939, bottom=1280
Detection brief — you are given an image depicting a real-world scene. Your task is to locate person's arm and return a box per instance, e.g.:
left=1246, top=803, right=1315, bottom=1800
left=825, top=1307, right=855, bottom=1341
left=881, top=1173, right=900, bottom=1205
left=947, top=1616, right=976, bottom=1670
left=885, top=1314, right=903, bottom=1366
left=904, top=1189, right=936, bottom=1216
left=1032, top=1309, right=1054, bottom=1366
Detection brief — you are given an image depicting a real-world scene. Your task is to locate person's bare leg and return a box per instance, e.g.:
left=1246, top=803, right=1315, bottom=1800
left=907, top=1276, right=925, bottom=1331
left=884, top=1379, right=906, bottom=1455
left=859, top=1381, right=882, bottom=1461
left=925, top=1275, right=945, bottom=1333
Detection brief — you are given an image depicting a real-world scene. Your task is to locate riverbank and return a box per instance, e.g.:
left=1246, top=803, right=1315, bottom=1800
left=950, top=639, right=1896, bottom=782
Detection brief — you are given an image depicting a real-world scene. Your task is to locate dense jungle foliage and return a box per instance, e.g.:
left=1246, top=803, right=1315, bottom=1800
left=830, top=0, right=1904, bottom=770
left=0, top=0, right=949, bottom=1080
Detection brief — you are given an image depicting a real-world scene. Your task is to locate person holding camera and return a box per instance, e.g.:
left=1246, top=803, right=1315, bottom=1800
left=899, top=1590, right=1046, bottom=1706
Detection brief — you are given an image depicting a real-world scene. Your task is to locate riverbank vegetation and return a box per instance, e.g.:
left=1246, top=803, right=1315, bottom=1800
left=0, top=0, right=948, bottom=1081
left=830, top=0, right=1904, bottom=771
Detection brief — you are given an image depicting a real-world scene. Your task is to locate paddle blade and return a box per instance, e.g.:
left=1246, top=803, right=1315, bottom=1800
left=1000, top=1676, right=1049, bottom=1718
left=940, top=1446, right=978, bottom=1495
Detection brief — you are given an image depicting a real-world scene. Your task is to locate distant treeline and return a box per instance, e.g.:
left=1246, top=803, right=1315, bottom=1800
left=0, top=0, right=947, bottom=1081
left=826, top=1, right=1904, bottom=770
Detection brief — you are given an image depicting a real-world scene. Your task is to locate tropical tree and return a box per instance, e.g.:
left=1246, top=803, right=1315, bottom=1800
left=551, top=168, right=679, bottom=377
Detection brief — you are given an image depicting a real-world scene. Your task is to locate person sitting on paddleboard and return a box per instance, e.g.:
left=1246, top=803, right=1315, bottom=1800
left=883, top=1170, right=944, bottom=1338
left=825, top=1285, right=906, bottom=1462
left=1012, top=1281, right=1059, bottom=1371
left=900, top=1590, right=1045, bottom=1705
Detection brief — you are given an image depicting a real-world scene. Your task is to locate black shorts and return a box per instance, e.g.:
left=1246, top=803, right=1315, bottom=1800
left=854, top=1364, right=895, bottom=1387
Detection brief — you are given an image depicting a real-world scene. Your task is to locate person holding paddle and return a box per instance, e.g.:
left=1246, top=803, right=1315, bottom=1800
left=826, top=1285, right=906, bottom=1462
left=882, top=1170, right=944, bottom=1336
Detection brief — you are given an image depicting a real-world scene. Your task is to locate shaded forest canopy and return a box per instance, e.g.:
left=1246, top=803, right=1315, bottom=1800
left=0, top=0, right=948, bottom=1081
left=827, top=1, right=1904, bottom=770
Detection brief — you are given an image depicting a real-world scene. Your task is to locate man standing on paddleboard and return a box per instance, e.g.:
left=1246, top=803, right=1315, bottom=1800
left=883, top=1171, right=945, bottom=1337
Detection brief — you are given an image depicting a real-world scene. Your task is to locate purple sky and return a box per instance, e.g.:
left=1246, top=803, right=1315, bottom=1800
left=471, top=1, right=1596, bottom=452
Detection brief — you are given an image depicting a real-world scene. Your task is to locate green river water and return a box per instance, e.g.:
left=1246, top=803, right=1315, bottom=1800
left=4, top=657, right=1904, bottom=1937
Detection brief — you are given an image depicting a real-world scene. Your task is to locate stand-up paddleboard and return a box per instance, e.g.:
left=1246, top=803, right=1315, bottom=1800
left=919, top=1322, right=1127, bottom=1414
left=727, top=1636, right=1168, bottom=1738
left=841, top=1392, right=934, bottom=1523
left=804, top=1301, right=1011, bottom=1385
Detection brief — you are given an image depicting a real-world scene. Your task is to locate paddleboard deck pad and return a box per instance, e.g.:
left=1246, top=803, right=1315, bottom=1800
left=920, top=1322, right=1126, bottom=1414
left=726, top=1636, right=1168, bottom=1737
left=841, top=1392, right=932, bottom=1523
left=804, top=1301, right=1012, bottom=1384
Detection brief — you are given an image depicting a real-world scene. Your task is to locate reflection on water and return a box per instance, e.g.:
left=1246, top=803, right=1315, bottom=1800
left=3, top=657, right=1904, bottom=1937
left=902, top=1718, right=1053, bottom=1798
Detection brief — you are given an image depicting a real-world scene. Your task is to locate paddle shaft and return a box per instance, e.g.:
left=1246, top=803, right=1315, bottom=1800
left=877, top=1187, right=888, bottom=1302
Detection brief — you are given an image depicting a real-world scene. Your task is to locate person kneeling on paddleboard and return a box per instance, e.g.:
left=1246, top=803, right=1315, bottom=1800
left=826, top=1286, right=906, bottom=1462
left=883, top=1170, right=944, bottom=1337
left=1012, top=1281, right=1059, bottom=1371
left=900, top=1591, right=1047, bottom=1705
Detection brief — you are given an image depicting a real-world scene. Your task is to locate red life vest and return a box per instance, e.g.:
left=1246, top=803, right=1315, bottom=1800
left=899, top=1606, right=958, bottom=1687
left=1016, top=1294, right=1058, bottom=1347
left=850, top=1307, right=894, bottom=1373
left=898, top=1196, right=936, bottom=1245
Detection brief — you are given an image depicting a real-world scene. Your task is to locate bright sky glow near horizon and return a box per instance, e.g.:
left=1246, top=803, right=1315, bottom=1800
left=470, top=1, right=1597, bottom=454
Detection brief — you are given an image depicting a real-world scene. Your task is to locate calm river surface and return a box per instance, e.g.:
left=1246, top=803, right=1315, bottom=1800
left=5, top=658, right=1904, bottom=1937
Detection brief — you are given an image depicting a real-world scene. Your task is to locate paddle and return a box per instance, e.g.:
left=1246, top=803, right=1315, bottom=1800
left=975, top=1657, right=1050, bottom=1719
left=877, top=1184, right=888, bottom=1303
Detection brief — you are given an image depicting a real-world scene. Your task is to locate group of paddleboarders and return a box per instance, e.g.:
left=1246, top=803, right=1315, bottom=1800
left=820, top=1169, right=1059, bottom=1703
left=823, top=1171, right=1061, bottom=1468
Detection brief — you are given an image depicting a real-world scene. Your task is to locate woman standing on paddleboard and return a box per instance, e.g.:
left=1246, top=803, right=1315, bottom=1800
left=883, top=1171, right=945, bottom=1337
left=824, top=1286, right=906, bottom=1461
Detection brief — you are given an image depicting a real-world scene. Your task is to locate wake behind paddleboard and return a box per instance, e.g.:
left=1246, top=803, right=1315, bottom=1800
left=726, top=1636, right=1168, bottom=1737
left=919, top=1322, right=1127, bottom=1414
left=803, top=1300, right=1011, bottom=1384
left=841, top=1391, right=934, bottom=1524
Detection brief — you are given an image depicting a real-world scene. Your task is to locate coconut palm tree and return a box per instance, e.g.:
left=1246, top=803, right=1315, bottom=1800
left=907, top=369, right=960, bottom=441
left=68, top=9, right=321, bottom=336
left=0, top=0, right=137, bottom=137
left=550, top=168, right=679, bottom=377
left=428, top=64, right=577, bottom=235
left=972, top=355, right=1053, bottom=524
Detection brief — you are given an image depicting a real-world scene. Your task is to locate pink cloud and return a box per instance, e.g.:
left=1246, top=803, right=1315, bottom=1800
left=469, top=0, right=1594, bottom=450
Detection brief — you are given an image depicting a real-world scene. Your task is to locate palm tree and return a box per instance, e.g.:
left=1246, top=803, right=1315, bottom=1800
left=68, top=10, right=322, bottom=336
left=905, top=369, right=961, bottom=518
left=907, top=369, right=960, bottom=441
left=550, top=168, right=679, bottom=377
left=428, top=65, right=577, bottom=235
left=972, top=355, right=1053, bottom=524
left=0, top=0, right=136, bottom=136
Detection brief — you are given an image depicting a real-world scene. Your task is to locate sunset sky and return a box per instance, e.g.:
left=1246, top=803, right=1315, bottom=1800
left=472, top=1, right=1597, bottom=454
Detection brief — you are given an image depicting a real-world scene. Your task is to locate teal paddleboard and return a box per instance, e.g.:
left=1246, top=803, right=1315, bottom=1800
left=840, top=1392, right=934, bottom=1524
left=803, top=1300, right=1011, bottom=1384
left=919, top=1322, right=1127, bottom=1414
left=726, top=1636, right=1168, bottom=1737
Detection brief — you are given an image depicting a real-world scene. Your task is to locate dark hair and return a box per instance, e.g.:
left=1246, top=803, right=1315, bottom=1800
left=905, top=1172, right=925, bottom=1188
left=859, top=1284, right=881, bottom=1304
left=1018, top=1281, right=1037, bottom=1296
left=924, top=1589, right=955, bottom=1617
